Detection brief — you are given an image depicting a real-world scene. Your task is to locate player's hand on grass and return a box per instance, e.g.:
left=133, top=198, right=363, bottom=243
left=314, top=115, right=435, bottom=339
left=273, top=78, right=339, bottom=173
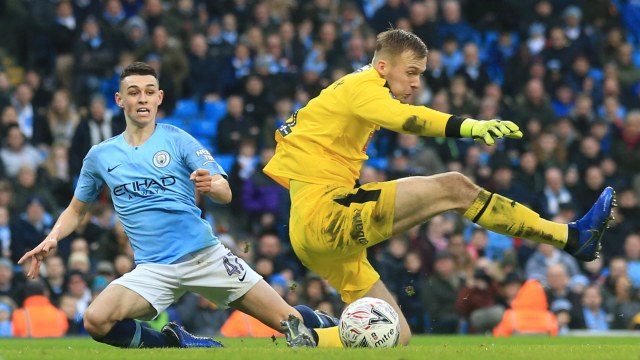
left=18, top=235, right=59, bottom=279
left=463, top=119, right=523, bottom=146
left=191, top=168, right=213, bottom=193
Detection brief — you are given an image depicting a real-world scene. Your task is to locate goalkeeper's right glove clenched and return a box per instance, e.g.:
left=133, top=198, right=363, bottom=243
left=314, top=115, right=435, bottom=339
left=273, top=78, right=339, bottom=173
left=460, top=119, right=523, bottom=146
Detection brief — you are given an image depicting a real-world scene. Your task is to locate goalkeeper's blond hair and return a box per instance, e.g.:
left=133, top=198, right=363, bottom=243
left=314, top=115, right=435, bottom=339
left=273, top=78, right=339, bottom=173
left=372, top=29, right=428, bottom=64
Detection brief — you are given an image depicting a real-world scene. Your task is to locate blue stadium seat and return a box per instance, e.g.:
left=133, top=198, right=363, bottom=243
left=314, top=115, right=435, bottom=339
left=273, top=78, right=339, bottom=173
left=189, top=118, right=219, bottom=138
left=159, top=117, right=187, bottom=130
left=173, top=99, right=200, bottom=118
left=214, top=154, right=236, bottom=172
left=196, top=137, right=214, bottom=152
left=366, top=157, right=388, bottom=170
left=203, top=100, right=227, bottom=122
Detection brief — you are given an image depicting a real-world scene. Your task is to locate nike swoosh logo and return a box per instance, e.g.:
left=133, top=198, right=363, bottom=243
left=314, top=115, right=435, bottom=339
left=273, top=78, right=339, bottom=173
left=239, top=272, right=247, bottom=282
left=576, top=229, right=601, bottom=254
left=107, top=164, right=122, bottom=173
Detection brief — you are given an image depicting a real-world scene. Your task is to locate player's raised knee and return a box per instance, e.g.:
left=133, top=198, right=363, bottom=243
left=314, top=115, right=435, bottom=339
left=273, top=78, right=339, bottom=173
left=439, top=171, right=478, bottom=195
left=83, top=306, right=111, bottom=337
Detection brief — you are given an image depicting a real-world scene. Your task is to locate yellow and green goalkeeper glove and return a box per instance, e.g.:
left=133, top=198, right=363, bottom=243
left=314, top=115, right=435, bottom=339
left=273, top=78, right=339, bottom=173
left=460, top=119, right=523, bottom=145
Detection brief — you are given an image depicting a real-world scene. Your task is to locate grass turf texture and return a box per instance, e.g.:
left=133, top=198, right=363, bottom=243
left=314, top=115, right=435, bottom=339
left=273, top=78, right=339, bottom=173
left=0, top=336, right=638, bottom=360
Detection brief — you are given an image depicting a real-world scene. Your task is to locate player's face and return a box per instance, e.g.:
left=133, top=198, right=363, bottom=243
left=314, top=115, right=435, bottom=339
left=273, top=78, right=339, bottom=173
left=116, top=75, right=163, bottom=127
left=382, top=51, right=426, bottom=104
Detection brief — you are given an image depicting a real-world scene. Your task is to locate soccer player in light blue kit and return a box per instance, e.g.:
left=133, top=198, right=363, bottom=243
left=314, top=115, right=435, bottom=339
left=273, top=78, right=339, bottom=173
left=18, top=62, right=324, bottom=348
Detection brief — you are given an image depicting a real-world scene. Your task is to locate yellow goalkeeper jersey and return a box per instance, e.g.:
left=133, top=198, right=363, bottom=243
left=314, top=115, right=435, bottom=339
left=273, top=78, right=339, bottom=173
left=263, top=65, right=455, bottom=189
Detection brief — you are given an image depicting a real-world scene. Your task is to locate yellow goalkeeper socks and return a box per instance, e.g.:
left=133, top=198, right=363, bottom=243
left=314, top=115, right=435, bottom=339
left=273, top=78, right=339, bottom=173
left=314, top=327, right=343, bottom=348
left=463, top=189, right=568, bottom=248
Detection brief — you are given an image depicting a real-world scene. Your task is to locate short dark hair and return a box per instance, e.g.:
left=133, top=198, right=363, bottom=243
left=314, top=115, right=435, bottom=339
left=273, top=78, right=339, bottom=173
left=375, top=29, right=428, bottom=61
left=119, top=62, right=158, bottom=84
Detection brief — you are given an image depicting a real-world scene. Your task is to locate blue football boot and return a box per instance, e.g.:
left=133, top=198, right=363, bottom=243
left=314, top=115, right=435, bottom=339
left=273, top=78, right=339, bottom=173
left=565, top=186, right=616, bottom=261
left=161, top=322, right=223, bottom=348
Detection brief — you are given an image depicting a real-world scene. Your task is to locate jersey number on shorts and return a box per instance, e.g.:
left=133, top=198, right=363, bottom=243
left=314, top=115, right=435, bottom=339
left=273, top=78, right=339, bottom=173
left=223, top=252, right=245, bottom=276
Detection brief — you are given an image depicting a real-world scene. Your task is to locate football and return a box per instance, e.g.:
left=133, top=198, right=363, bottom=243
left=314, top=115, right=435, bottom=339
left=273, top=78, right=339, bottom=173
left=339, top=297, right=400, bottom=348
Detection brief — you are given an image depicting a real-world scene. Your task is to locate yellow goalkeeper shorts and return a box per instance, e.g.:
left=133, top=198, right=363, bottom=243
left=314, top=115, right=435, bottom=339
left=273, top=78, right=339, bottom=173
left=289, top=179, right=396, bottom=303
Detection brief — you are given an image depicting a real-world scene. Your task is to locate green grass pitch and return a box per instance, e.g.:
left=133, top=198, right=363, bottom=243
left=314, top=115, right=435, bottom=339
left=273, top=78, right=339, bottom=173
left=0, top=336, right=638, bottom=360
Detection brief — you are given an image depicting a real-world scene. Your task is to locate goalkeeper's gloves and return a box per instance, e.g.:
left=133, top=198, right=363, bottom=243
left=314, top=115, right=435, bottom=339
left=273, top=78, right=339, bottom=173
left=460, top=119, right=523, bottom=146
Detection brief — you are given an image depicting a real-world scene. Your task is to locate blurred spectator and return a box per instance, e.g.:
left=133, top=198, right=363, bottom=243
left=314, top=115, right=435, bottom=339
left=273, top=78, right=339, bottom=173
left=44, top=256, right=65, bottom=305
left=397, top=250, right=425, bottom=333
left=40, top=88, right=79, bottom=148
left=0, top=258, right=18, bottom=304
left=113, top=253, right=134, bottom=277
left=422, top=250, right=462, bottom=333
left=242, top=148, right=285, bottom=233
left=615, top=43, right=640, bottom=93
left=58, top=294, right=83, bottom=335
left=51, top=0, right=79, bottom=90
left=243, top=75, right=275, bottom=128
left=454, top=42, right=490, bottom=98
left=408, top=0, right=437, bottom=47
left=64, top=270, right=91, bottom=318
left=0, top=298, right=14, bottom=337
left=9, top=197, right=52, bottom=264
left=69, top=94, right=125, bottom=178
left=184, top=33, right=222, bottom=103
left=12, top=279, right=67, bottom=337
left=371, top=0, right=408, bottom=34
left=377, top=235, right=409, bottom=288
left=611, top=110, right=640, bottom=185
left=493, top=280, right=558, bottom=336
left=40, top=144, right=74, bottom=209
left=455, top=267, right=502, bottom=334
left=515, top=78, right=556, bottom=129
left=440, top=35, right=463, bottom=78
left=11, top=166, right=59, bottom=217
left=122, top=16, right=148, bottom=53
left=571, top=285, right=610, bottom=331
left=609, top=275, right=640, bottom=329
left=216, top=95, right=259, bottom=154
left=550, top=298, right=572, bottom=334
left=623, top=233, right=640, bottom=288
left=539, top=167, right=574, bottom=219
left=255, top=232, right=299, bottom=276
left=0, top=206, right=11, bottom=259
left=448, top=76, right=479, bottom=117
left=72, top=16, right=118, bottom=106
left=1, top=125, right=43, bottom=179
left=437, top=0, right=478, bottom=47
left=11, top=83, right=39, bottom=142
left=526, top=245, right=581, bottom=285
left=424, top=50, right=450, bottom=94
left=135, top=25, right=189, bottom=100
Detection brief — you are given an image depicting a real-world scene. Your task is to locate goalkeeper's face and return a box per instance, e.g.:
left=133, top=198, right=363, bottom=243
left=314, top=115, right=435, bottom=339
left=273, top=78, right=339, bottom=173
left=382, top=51, right=426, bottom=104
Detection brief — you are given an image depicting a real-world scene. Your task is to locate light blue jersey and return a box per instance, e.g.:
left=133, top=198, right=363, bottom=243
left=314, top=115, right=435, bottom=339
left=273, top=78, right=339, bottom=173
left=74, top=124, right=226, bottom=264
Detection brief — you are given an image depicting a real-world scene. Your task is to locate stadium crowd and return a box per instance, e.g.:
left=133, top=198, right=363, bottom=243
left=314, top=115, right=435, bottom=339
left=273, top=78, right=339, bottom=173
left=0, top=0, right=640, bottom=338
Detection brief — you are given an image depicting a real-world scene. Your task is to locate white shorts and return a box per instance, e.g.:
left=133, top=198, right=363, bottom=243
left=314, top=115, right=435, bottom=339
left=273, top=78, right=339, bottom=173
left=110, top=244, right=261, bottom=320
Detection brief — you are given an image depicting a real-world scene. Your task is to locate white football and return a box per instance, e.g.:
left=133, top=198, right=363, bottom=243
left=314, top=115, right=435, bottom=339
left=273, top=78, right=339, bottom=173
left=339, top=297, right=400, bottom=348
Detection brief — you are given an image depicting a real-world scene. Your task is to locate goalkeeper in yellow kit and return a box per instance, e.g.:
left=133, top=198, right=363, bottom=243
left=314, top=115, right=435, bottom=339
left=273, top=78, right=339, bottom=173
left=264, top=29, right=615, bottom=347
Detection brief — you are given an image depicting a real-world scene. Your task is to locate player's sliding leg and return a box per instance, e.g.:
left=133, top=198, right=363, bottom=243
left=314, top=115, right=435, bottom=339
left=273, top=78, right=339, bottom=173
left=84, top=284, right=221, bottom=348
left=293, top=304, right=339, bottom=328
left=393, top=173, right=615, bottom=262
left=229, top=279, right=315, bottom=347
left=92, top=319, right=169, bottom=348
left=294, top=304, right=341, bottom=347
left=462, top=187, right=616, bottom=261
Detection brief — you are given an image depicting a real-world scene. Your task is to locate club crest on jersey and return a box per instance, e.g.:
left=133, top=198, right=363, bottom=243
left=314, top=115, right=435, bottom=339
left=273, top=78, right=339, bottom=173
left=153, top=150, right=171, bottom=168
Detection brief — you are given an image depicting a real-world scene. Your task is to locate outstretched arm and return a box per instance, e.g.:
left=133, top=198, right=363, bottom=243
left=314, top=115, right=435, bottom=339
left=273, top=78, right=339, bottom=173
left=18, top=196, right=91, bottom=278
